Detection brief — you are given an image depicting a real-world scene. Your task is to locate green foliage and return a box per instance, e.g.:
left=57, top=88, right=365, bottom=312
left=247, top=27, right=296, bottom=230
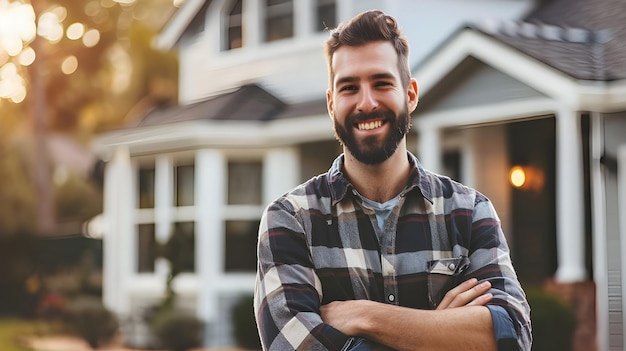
left=232, top=294, right=262, bottom=350
left=0, top=142, right=37, bottom=236
left=64, top=297, right=118, bottom=349
left=151, top=310, right=204, bottom=351
left=527, top=289, right=576, bottom=351
left=54, top=172, right=102, bottom=221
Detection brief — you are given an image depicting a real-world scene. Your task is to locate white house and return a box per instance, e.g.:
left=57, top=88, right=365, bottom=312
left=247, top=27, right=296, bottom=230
left=93, top=0, right=626, bottom=349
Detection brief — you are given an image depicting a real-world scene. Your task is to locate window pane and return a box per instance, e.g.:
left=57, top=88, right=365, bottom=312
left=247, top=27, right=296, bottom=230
left=265, top=0, right=293, bottom=42
left=228, top=161, right=262, bottom=205
left=168, top=222, right=196, bottom=273
left=224, top=220, right=260, bottom=272
left=316, top=0, right=336, bottom=31
left=138, top=167, right=155, bottom=208
left=175, top=164, right=195, bottom=206
left=226, top=0, right=242, bottom=50
left=137, top=224, right=156, bottom=273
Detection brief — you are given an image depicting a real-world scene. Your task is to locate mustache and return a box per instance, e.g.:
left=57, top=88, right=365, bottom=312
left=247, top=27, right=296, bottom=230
left=346, top=110, right=395, bottom=125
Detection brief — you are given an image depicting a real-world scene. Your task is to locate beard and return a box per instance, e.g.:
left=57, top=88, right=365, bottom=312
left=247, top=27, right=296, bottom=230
left=333, top=106, right=411, bottom=165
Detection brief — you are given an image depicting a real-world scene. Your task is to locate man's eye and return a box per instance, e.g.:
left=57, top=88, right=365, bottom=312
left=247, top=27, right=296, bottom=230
left=375, top=81, right=393, bottom=87
left=339, top=85, right=357, bottom=92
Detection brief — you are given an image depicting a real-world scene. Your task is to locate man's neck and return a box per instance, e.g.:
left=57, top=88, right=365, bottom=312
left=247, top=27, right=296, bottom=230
left=342, top=144, right=411, bottom=203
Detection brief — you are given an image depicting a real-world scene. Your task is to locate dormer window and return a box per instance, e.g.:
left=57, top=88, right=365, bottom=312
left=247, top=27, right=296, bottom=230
left=315, top=0, right=336, bottom=32
left=224, top=0, right=243, bottom=50
left=264, top=0, right=293, bottom=42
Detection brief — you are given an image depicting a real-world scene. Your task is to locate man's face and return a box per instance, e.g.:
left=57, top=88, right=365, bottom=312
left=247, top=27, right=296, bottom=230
left=327, top=41, right=417, bottom=165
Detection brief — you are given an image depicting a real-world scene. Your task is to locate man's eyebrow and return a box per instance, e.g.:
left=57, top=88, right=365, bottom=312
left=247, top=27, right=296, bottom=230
left=371, top=72, right=396, bottom=80
left=335, top=72, right=396, bottom=86
left=335, top=76, right=357, bottom=86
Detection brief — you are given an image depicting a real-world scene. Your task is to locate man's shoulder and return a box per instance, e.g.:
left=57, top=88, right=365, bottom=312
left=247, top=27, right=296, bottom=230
left=419, top=168, right=489, bottom=207
left=268, top=172, right=333, bottom=211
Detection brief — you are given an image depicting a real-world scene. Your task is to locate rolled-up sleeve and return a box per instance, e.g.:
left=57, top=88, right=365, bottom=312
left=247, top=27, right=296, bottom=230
left=469, top=194, right=532, bottom=351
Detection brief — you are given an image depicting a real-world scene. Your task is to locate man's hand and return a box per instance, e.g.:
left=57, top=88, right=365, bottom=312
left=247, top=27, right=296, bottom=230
left=436, top=278, right=493, bottom=309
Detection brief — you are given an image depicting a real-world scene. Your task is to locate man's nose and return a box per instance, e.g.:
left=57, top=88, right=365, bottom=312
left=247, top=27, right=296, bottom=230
left=356, top=86, right=378, bottom=113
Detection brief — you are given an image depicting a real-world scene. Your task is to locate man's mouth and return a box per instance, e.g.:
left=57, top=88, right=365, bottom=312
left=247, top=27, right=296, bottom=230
left=357, top=120, right=384, bottom=130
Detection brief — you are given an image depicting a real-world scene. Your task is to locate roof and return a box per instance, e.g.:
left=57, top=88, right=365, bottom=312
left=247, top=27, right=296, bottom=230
left=155, top=0, right=210, bottom=50
left=472, top=0, right=626, bottom=81
left=134, top=84, right=326, bottom=127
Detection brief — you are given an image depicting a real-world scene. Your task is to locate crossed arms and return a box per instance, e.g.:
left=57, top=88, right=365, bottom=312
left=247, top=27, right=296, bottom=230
left=254, top=193, right=532, bottom=350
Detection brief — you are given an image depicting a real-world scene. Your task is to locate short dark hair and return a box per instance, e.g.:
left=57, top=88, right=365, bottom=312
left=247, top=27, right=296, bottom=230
left=324, top=10, right=411, bottom=91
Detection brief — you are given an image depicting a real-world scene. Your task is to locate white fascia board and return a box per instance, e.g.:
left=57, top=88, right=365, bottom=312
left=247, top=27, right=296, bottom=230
left=414, top=29, right=579, bottom=105
left=576, top=80, right=626, bottom=112
left=154, top=0, right=207, bottom=51
left=93, top=114, right=333, bottom=159
left=415, top=97, right=559, bottom=130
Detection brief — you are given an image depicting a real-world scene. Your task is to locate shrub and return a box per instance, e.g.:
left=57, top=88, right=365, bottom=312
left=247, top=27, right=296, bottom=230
left=64, top=297, right=118, bottom=349
left=527, top=289, right=576, bottom=351
left=151, top=310, right=204, bottom=351
left=232, top=294, right=261, bottom=350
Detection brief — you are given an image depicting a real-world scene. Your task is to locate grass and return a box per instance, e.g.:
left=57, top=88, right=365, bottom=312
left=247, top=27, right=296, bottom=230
left=0, top=318, right=56, bottom=351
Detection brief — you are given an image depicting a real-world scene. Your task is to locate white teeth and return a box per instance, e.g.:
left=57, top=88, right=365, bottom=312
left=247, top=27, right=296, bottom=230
left=358, top=120, right=383, bottom=130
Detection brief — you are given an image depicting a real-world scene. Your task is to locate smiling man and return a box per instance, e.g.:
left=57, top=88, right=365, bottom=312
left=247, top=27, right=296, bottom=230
left=254, top=10, right=531, bottom=351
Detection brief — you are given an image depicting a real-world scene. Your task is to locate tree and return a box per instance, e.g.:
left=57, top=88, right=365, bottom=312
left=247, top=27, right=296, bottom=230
left=0, top=0, right=179, bottom=235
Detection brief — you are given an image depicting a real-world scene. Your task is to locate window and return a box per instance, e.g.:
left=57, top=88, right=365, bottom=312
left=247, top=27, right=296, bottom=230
left=224, top=220, right=260, bottom=272
left=228, top=161, right=263, bottom=205
left=315, top=0, right=336, bottom=32
left=168, top=221, right=196, bottom=273
left=137, top=223, right=157, bottom=273
left=264, top=0, right=293, bottom=42
left=224, top=0, right=242, bottom=50
left=174, top=164, right=195, bottom=206
left=138, top=166, right=155, bottom=208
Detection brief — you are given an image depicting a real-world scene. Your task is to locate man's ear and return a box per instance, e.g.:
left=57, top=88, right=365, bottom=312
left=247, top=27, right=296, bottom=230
left=407, top=78, right=419, bottom=113
left=326, top=88, right=334, bottom=119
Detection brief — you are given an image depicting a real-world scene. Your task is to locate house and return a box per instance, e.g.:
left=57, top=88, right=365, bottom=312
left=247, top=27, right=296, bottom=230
left=93, top=0, right=626, bottom=349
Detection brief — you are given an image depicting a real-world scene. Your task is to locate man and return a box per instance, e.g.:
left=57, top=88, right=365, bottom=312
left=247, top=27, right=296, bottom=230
left=254, top=9, right=531, bottom=351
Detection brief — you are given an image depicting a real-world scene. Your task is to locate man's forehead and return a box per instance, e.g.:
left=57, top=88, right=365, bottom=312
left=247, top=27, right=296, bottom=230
left=331, top=42, right=400, bottom=83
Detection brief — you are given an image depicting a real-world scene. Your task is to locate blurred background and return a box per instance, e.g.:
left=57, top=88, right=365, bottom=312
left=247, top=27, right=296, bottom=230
left=1, top=0, right=625, bottom=350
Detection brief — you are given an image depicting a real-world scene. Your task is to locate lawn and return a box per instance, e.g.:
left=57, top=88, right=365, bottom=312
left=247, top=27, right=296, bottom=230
left=0, top=318, right=55, bottom=351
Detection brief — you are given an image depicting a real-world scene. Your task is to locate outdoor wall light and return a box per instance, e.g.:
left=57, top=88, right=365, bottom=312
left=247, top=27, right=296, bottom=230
left=509, top=165, right=544, bottom=191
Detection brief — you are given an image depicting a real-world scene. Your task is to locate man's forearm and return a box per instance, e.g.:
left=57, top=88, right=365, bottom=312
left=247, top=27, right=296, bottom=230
left=323, top=300, right=496, bottom=351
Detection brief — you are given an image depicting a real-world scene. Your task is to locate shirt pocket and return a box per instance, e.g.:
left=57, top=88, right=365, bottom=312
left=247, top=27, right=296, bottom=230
left=426, top=255, right=470, bottom=308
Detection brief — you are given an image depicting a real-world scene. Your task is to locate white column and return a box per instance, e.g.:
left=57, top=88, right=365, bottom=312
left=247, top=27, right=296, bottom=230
left=417, top=122, right=442, bottom=174
left=244, top=0, right=261, bottom=47
left=618, top=144, right=626, bottom=341
left=196, top=149, right=225, bottom=322
left=263, top=147, right=300, bottom=204
left=154, top=156, right=173, bottom=278
left=555, top=109, right=587, bottom=282
left=590, top=113, right=608, bottom=351
left=103, top=146, right=133, bottom=315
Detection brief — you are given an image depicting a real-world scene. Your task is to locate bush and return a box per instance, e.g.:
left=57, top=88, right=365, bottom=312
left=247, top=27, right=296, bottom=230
left=527, top=289, right=576, bottom=351
left=64, top=298, right=118, bottom=349
left=151, top=310, right=204, bottom=351
left=232, top=295, right=261, bottom=350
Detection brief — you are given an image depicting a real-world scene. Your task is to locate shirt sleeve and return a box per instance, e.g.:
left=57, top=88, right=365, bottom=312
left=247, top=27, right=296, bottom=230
left=469, top=193, right=533, bottom=351
left=487, top=305, right=519, bottom=351
left=254, top=200, right=350, bottom=350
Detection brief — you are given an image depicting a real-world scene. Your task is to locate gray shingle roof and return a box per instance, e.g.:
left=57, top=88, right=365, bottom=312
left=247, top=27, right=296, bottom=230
left=136, top=84, right=286, bottom=127
left=474, top=0, right=626, bottom=81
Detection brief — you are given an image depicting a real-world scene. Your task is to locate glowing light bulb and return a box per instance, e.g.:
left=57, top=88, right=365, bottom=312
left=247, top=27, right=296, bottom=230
left=510, top=166, right=526, bottom=188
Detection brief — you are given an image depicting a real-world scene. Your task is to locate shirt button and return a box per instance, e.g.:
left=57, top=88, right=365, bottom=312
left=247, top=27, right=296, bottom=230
left=388, top=294, right=395, bottom=302
left=448, top=263, right=456, bottom=271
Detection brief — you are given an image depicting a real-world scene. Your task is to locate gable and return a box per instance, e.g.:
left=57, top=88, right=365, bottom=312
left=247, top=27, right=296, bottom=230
left=418, top=56, right=545, bottom=114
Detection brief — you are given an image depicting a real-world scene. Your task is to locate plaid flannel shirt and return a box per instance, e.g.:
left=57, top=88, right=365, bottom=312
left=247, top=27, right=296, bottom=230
left=254, top=152, right=532, bottom=350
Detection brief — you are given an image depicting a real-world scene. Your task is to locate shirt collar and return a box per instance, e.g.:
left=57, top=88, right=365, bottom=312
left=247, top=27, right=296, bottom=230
left=327, top=151, right=434, bottom=206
